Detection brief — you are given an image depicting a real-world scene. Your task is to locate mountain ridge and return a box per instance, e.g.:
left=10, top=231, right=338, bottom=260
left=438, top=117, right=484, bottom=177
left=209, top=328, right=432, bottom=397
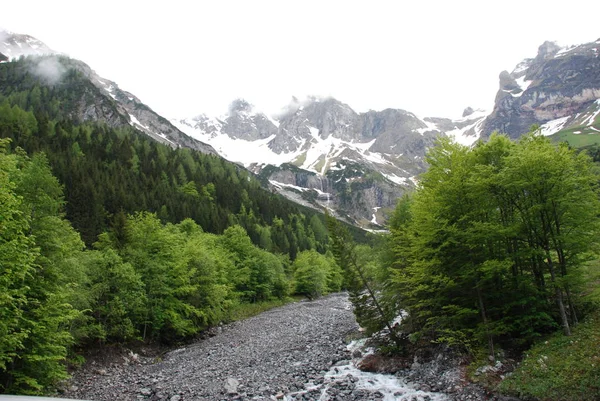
left=174, top=97, right=485, bottom=226
left=481, top=38, right=600, bottom=139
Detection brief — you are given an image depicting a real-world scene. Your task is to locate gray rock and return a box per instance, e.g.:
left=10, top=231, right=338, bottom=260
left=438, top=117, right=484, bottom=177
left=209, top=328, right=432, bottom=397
left=138, top=387, right=152, bottom=396
left=224, top=377, right=239, bottom=394
left=482, top=39, right=600, bottom=139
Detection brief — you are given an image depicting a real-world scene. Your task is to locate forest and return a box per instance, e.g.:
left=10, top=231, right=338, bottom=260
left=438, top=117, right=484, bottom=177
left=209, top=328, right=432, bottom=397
left=0, top=136, right=347, bottom=393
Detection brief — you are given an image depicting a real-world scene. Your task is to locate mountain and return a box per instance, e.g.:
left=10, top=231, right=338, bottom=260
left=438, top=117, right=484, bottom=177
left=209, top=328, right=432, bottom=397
left=175, top=98, right=485, bottom=226
left=0, top=38, right=375, bottom=254
left=0, top=29, right=216, bottom=155
left=175, top=38, right=600, bottom=227
left=0, top=28, right=486, bottom=228
left=0, top=30, right=54, bottom=58
left=481, top=39, right=600, bottom=140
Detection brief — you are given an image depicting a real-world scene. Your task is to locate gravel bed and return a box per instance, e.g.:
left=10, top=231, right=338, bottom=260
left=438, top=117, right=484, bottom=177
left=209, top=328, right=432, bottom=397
left=62, top=293, right=512, bottom=401
left=63, top=293, right=359, bottom=401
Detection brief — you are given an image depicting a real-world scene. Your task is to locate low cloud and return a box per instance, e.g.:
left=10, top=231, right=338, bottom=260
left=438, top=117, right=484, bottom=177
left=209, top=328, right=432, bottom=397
left=30, top=56, right=67, bottom=85
left=272, top=95, right=331, bottom=119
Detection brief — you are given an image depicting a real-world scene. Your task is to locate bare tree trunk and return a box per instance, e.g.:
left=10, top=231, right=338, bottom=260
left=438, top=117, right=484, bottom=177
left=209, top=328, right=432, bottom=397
left=564, top=286, right=579, bottom=325
left=348, top=253, right=404, bottom=349
left=546, top=251, right=571, bottom=336
left=476, top=285, right=494, bottom=360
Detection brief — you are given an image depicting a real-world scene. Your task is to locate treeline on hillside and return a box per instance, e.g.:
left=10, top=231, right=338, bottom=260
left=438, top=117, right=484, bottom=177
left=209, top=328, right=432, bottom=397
left=0, top=139, right=344, bottom=394
left=332, top=133, right=600, bottom=358
left=0, top=100, right=334, bottom=254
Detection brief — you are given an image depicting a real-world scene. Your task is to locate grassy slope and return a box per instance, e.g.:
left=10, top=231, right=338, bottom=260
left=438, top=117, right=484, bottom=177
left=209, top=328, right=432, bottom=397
left=498, top=261, right=600, bottom=400
left=499, top=310, right=600, bottom=400
left=549, top=106, right=600, bottom=148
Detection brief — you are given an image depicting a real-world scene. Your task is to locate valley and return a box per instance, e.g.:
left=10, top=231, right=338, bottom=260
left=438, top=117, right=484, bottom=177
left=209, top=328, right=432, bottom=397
left=1, top=28, right=600, bottom=401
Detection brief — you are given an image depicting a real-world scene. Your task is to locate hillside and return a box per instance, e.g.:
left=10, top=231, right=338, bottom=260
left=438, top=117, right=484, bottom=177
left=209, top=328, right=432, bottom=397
left=5, top=29, right=599, bottom=230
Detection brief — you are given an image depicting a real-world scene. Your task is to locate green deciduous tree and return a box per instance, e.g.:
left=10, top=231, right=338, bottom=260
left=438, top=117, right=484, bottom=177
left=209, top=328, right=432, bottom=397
left=0, top=140, right=87, bottom=393
left=292, top=249, right=342, bottom=299
left=388, top=133, right=600, bottom=356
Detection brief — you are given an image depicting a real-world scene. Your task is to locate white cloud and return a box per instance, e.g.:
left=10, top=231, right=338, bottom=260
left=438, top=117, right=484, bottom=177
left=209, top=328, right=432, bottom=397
left=2, top=0, right=600, bottom=120
left=30, top=56, right=67, bottom=85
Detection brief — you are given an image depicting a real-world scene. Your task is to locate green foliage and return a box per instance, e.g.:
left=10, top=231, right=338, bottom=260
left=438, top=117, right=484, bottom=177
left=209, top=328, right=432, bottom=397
left=0, top=56, right=334, bottom=257
left=387, top=133, right=600, bottom=356
left=0, top=56, right=368, bottom=394
left=220, top=225, right=289, bottom=302
left=327, top=213, right=405, bottom=349
left=0, top=139, right=86, bottom=394
left=292, top=249, right=342, bottom=299
left=0, top=138, right=340, bottom=394
left=81, top=248, right=146, bottom=342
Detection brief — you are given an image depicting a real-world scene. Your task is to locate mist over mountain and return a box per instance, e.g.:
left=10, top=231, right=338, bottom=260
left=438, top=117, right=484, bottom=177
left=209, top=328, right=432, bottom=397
left=174, top=38, right=600, bottom=226
left=0, top=29, right=216, bottom=155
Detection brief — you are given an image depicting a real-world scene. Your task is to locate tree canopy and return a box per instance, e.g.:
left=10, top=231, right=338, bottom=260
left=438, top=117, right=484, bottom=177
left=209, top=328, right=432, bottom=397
left=387, top=133, right=600, bottom=355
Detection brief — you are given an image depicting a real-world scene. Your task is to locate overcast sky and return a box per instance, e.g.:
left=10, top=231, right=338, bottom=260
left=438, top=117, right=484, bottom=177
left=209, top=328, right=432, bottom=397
left=3, top=1, right=600, bottom=119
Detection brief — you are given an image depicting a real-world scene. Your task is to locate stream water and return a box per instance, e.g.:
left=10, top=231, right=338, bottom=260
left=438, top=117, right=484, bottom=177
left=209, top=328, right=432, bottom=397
left=286, top=340, right=449, bottom=401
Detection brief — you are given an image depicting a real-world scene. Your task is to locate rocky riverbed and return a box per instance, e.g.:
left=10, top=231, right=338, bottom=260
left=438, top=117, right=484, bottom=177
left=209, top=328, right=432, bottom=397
left=61, top=293, right=513, bottom=401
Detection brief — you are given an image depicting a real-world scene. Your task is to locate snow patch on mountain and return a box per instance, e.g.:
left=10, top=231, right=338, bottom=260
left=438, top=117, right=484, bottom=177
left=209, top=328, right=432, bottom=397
left=415, top=118, right=439, bottom=135
left=513, top=76, right=533, bottom=97
left=586, top=99, right=600, bottom=126
left=128, top=113, right=149, bottom=130
left=512, top=60, right=532, bottom=75
left=175, top=121, right=298, bottom=166
left=0, top=29, right=56, bottom=59
left=445, top=119, right=484, bottom=146
left=540, top=116, right=570, bottom=136
left=371, top=207, right=381, bottom=225
left=300, top=133, right=377, bottom=174
left=382, top=173, right=410, bottom=185
left=434, top=109, right=488, bottom=146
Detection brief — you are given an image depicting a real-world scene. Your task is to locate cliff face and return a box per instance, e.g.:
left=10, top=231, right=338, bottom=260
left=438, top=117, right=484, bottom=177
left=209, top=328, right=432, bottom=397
left=482, top=39, right=600, bottom=139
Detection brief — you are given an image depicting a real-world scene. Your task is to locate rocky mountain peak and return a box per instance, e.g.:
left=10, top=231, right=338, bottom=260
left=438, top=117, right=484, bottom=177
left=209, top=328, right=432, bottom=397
left=498, top=70, right=520, bottom=92
left=227, top=98, right=254, bottom=116
left=535, top=40, right=561, bottom=60
left=219, top=99, right=277, bottom=141
left=462, top=107, right=475, bottom=118
left=481, top=38, right=600, bottom=139
left=0, top=29, right=56, bottom=59
left=285, top=97, right=361, bottom=141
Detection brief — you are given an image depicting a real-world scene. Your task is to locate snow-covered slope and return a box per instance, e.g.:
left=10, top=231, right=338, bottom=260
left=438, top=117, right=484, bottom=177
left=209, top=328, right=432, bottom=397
left=0, top=29, right=55, bottom=59
left=176, top=98, right=487, bottom=177
left=538, top=99, right=600, bottom=137
left=424, top=107, right=487, bottom=147
left=174, top=98, right=487, bottom=226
